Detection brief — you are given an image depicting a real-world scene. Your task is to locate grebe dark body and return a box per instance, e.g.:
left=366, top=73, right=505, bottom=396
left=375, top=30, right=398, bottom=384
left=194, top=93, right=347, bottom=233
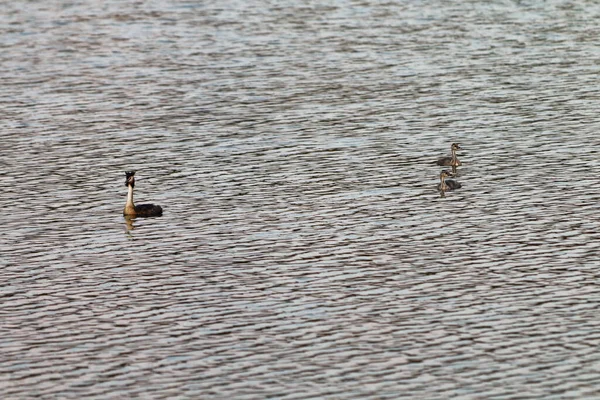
left=123, top=171, right=163, bottom=217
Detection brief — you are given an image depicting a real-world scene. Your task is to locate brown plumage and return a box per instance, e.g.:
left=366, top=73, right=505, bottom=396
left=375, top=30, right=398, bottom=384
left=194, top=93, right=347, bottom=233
left=123, top=171, right=163, bottom=217
left=437, top=143, right=462, bottom=166
left=437, top=169, right=462, bottom=191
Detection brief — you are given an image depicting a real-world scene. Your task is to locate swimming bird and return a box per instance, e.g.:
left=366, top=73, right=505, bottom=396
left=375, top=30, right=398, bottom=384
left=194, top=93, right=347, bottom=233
left=123, top=171, right=163, bottom=217
left=437, top=143, right=462, bottom=166
left=437, top=169, right=462, bottom=191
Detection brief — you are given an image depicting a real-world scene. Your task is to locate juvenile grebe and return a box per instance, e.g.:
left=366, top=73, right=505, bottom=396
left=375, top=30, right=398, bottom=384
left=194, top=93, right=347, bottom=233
left=437, top=143, right=462, bottom=166
left=438, top=169, right=462, bottom=191
left=123, top=171, right=163, bottom=217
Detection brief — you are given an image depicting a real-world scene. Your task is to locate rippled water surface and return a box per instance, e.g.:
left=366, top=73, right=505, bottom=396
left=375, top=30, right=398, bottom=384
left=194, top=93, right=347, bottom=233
left=3, top=1, right=600, bottom=398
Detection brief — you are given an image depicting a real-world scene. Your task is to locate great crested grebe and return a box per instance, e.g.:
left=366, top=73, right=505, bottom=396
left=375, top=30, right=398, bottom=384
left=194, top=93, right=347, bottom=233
left=437, top=169, right=462, bottom=191
left=123, top=171, right=163, bottom=217
left=437, top=143, right=462, bottom=166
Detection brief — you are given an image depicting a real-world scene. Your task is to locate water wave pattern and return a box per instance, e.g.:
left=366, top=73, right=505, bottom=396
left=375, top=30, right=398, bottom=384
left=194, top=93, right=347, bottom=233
left=2, top=0, right=600, bottom=399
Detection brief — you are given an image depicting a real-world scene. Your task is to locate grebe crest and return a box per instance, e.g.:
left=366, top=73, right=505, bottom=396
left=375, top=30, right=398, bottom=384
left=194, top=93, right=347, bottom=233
left=123, top=171, right=163, bottom=218
left=437, top=143, right=462, bottom=166
left=438, top=169, right=462, bottom=191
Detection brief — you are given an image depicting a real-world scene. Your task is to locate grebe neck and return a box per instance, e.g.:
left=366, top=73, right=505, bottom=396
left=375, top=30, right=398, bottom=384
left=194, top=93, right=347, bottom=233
left=127, top=184, right=135, bottom=206
left=439, top=174, right=448, bottom=191
left=451, top=148, right=457, bottom=163
left=125, top=184, right=135, bottom=214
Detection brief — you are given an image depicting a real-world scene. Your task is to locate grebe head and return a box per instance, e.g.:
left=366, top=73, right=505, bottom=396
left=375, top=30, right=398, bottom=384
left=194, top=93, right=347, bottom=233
left=451, top=143, right=461, bottom=151
left=440, top=169, right=453, bottom=179
left=125, top=171, right=136, bottom=188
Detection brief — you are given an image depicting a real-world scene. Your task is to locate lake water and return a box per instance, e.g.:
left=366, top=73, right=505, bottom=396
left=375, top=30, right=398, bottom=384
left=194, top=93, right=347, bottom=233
left=3, top=1, right=600, bottom=398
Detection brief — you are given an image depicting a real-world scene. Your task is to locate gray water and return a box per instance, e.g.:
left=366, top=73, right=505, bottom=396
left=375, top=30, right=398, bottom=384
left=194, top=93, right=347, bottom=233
left=3, top=0, right=600, bottom=398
